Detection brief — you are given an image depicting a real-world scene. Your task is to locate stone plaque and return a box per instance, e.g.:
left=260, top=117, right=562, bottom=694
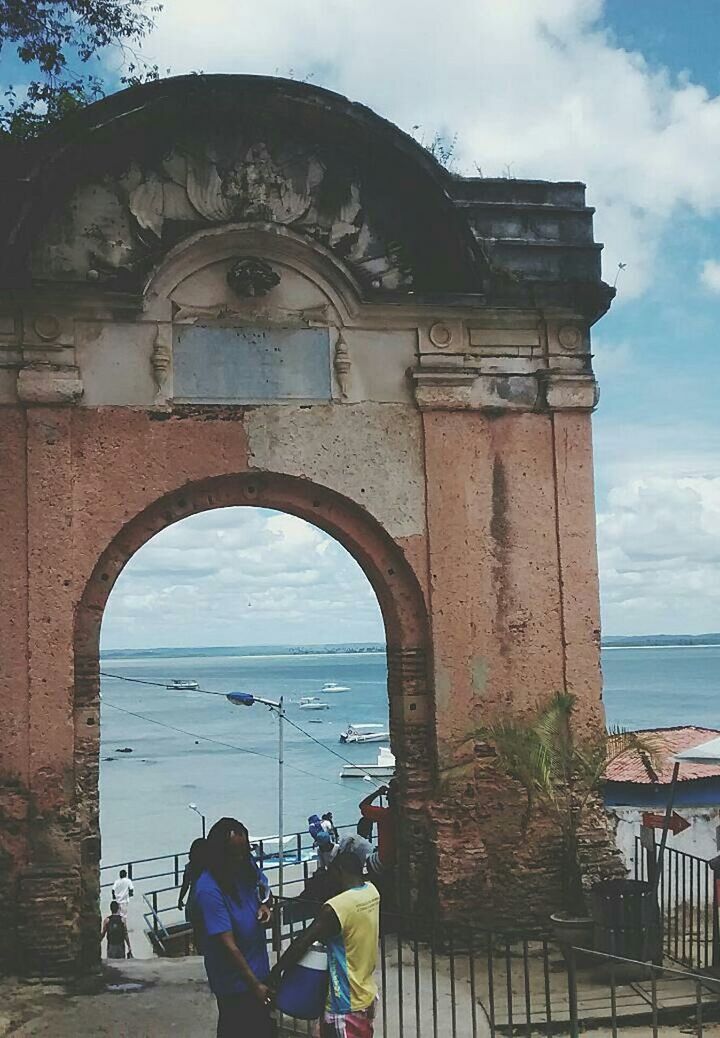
left=173, top=326, right=332, bottom=403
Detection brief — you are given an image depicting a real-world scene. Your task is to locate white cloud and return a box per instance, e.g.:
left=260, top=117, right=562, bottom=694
left=101, top=507, right=384, bottom=648
left=700, top=259, right=720, bottom=294
left=598, top=476, right=720, bottom=633
left=595, top=421, right=720, bottom=490
left=592, top=339, right=634, bottom=380
left=136, top=0, right=720, bottom=298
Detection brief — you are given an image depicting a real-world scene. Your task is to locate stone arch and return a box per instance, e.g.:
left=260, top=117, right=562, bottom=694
left=73, top=470, right=435, bottom=967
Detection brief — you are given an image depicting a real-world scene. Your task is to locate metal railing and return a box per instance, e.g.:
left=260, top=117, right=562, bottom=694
left=634, top=836, right=720, bottom=970
left=100, top=850, right=190, bottom=889
left=271, top=901, right=720, bottom=1038
left=131, top=875, right=720, bottom=1035
left=98, top=822, right=358, bottom=896
left=100, top=823, right=355, bottom=890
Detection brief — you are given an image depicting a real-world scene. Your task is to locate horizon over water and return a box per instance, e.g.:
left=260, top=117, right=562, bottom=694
left=99, top=643, right=720, bottom=869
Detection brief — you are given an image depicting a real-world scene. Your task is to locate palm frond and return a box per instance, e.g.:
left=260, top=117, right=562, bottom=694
left=535, top=691, right=576, bottom=781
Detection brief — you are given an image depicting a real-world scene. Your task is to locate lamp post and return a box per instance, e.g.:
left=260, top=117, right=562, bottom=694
left=226, top=692, right=285, bottom=901
left=188, top=802, right=206, bottom=838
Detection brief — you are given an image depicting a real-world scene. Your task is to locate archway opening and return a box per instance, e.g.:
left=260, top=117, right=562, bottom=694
left=99, top=506, right=388, bottom=908
left=74, top=473, right=434, bottom=966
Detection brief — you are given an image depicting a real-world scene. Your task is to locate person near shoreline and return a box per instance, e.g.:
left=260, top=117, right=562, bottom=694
left=101, top=900, right=132, bottom=960
left=194, top=817, right=275, bottom=1038
left=111, top=869, right=134, bottom=921
left=269, top=844, right=380, bottom=1037
left=321, top=811, right=340, bottom=842
left=178, top=837, right=207, bottom=950
left=309, top=813, right=337, bottom=870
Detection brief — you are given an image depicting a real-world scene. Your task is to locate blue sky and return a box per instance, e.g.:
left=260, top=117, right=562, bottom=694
left=4, top=1, right=720, bottom=643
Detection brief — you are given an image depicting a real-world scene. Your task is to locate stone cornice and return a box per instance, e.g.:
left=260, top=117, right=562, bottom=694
left=412, top=367, right=598, bottom=413
left=16, top=364, right=84, bottom=406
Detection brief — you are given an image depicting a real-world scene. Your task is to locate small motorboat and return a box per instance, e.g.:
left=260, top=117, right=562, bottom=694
left=321, top=682, right=350, bottom=693
left=166, top=679, right=200, bottom=691
left=341, top=746, right=395, bottom=779
left=340, top=724, right=389, bottom=744
left=299, top=697, right=330, bottom=711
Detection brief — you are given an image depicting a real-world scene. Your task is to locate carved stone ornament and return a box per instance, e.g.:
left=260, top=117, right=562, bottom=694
left=151, top=324, right=172, bottom=400
left=226, top=257, right=281, bottom=298
left=557, top=325, right=583, bottom=352
left=334, top=334, right=351, bottom=399
left=429, top=322, right=453, bottom=349
left=32, top=314, right=62, bottom=342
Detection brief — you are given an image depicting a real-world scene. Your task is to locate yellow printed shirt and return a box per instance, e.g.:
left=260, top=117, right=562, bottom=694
left=325, top=882, right=380, bottom=1013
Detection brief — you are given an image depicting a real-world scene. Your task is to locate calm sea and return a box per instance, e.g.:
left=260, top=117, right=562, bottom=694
left=99, top=646, right=720, bottom=867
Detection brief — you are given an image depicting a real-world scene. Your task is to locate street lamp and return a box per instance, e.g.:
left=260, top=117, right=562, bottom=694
left=226, top=692, right=285, bottom=901
left=188, top=802, right=206, bottom=838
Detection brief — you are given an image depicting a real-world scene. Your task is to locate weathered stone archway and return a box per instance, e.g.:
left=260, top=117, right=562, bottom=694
left=0, top=75, right=616, bottom=975
left=74, top=471, right=435, bottom=969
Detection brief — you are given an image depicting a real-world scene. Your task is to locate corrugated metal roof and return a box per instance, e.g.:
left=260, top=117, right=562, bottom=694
left=676, top=735, right=720, bottom=763
left=604, top=727, right=720, bottom=785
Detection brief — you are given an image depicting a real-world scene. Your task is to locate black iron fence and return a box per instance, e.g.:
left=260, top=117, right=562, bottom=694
left=634, top=836, right=720, bottom=970
left=106, top=832, right=720, bottom=1034
left=140, top=878, right=720, bottom=1037
left=273, top=900, right=720, bottom=1038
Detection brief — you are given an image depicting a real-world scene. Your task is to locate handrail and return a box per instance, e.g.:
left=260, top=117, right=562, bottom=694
left=100, top=822, right=355, bottom=885
left=571, top=942, right=720, bottom=986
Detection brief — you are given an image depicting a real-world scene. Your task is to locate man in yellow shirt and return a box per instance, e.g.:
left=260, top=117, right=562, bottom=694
left=270, top=840, right=380, bottom=1036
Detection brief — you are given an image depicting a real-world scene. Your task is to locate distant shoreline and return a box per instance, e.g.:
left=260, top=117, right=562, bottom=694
left=602, top=635, right=720, bottom=648
left=603, top=643, right=720, bottom=651
left=101, top=643, right=387, bottom=660
left=101, top=636, right=720, bottom=660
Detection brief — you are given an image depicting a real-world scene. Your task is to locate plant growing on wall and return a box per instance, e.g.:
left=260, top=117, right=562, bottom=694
left=478, top=692, right=659, bottom=917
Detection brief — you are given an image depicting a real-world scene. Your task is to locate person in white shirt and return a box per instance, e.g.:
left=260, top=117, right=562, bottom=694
left=112, top=869, right=134, bottom=920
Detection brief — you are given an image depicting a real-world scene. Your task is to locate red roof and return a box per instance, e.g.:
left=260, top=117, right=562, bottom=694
left=605, top=727, right=720, bottom=785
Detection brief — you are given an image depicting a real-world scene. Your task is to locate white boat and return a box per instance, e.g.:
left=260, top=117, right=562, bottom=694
left=166, top=679, right=199, bottom=691
left=341, top=746, right=395, bottom=779
left=340, top=724, right=389, bottom=744
left=321, top=682, right=350, bottom=693
left=299, top=696, right=330, bottom=711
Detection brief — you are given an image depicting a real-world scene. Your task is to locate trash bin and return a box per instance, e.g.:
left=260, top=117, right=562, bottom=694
left=590, top=879, right=660, bottom=961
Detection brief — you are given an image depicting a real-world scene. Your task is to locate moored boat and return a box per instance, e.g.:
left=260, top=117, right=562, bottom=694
left=340, top=723, right=389, bottom=744
left=299, top=696, right=330, bottom=711
left=166, top=679, right=200, bottom=691
left=321, top=682, right=350, bottom=693
left=340, top=746, right=395, bottom=779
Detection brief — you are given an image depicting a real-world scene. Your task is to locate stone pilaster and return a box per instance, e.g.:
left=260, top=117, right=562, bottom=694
left=21, top=408, right=82, bottom=972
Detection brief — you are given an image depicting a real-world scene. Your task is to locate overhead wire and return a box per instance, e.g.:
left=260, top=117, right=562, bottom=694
left=102, top=699, right=368, bottom=794
left=100, top=669, right=387, bottom=786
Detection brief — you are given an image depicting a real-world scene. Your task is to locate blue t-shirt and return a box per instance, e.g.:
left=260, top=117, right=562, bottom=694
left=194, top=867, right=270, bottom=995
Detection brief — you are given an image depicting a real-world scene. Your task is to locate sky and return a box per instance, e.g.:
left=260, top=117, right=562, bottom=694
left=5, top=0, right=720, bottom=645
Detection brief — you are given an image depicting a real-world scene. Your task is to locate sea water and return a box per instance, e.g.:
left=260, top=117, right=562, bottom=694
left=99, top=646, right=720, bottom=868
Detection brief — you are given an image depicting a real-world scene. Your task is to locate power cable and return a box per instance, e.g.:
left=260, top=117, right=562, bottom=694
left=283, top=712, right=388, bottom=783
left=102, top=700, right=375, bottom=794
left=100, top=670, right=387, bottom=786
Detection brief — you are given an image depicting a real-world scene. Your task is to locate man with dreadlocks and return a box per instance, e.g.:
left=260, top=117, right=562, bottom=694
left=194, top=817, right=275, bottom=1037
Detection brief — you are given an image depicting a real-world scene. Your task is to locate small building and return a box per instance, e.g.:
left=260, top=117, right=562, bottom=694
left=605, top=726, right=720, bottom=873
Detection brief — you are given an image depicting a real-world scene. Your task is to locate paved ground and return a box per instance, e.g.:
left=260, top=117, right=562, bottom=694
left=2, top=955, right=720, bottom=1037
left=0, top=958, right=215, bottom=1037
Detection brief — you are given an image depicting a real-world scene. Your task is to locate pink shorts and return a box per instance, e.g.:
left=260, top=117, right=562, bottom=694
left=320, top=1002, right=375, bottom=1038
